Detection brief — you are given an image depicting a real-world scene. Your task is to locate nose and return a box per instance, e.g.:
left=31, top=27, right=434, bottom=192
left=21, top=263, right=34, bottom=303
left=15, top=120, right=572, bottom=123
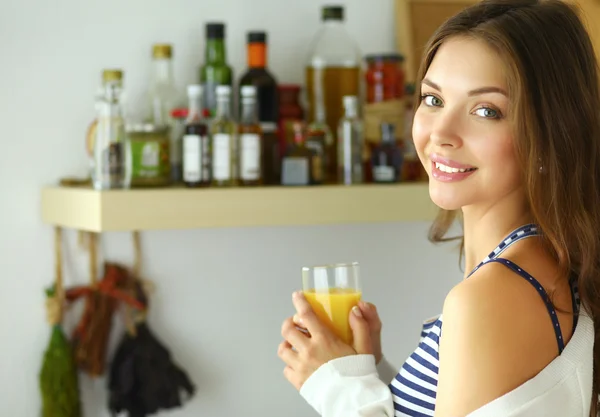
left=430, top=110, right=463, bottom=148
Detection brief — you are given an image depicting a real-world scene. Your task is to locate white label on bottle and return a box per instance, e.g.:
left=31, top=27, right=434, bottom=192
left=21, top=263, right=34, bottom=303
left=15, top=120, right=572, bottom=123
left=201, top=135, right=210, bottom=181
left=282, top=158, right=309, bottom=185
left=212, top=133, right=231, bottom=181
left=240, top=133, right=260, bottom=180
left=373, top=165, right=395, bottom=182
left=183, top=135, right=201, bottom=182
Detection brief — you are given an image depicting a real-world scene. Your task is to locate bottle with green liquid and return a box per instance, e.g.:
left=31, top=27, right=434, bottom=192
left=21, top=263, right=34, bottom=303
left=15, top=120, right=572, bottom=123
left=200, top=22, right=233, bottom=119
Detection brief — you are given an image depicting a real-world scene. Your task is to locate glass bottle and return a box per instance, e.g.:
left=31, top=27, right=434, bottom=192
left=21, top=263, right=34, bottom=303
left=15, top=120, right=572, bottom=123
left=147, top=43, right=181, bottom=183
left=182, top=85, right=210, bottom=187
left=92, top=69, right=131, bottom=190
left=305, top=5, right=361, bottom=174
left=281, top=122, right=315, bottom=186
left=337, top=95, right=363, bottom=185
left=237, top=86, right=262, bottom=186
left=371, top=123, right=403, bottom=183
left=211, top=85, right=237, bottom=187
left=200, top=23, right=233, bottom=119
left=239, top=31, right=279, bottom=185
left=306, top=95, right=332, bottom=185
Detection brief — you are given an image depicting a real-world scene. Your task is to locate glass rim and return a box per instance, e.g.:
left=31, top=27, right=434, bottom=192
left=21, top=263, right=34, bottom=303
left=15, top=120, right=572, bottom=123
left=302, top=261, right=359, bottom=272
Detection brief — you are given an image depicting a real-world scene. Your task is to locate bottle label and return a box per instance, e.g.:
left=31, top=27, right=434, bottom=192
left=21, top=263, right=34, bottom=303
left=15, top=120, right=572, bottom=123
left=131, top=140, right=169, bottom=180
left=373, top=165, right=395, bottom=182
left=201, top=135, right=211, bottom=181
left=183, top=134, right=202, bottom=182
left=240, top=133, right=261, bottom=180
left=212, top=133, right=231, bottom=181
left=282, top=157, right=309, bottom=186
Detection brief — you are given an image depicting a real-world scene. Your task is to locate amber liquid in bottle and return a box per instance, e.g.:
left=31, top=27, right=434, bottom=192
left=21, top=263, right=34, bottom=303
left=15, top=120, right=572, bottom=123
left=238, top=86, right=263, bottom=186
left=306, top=66, right=360, bottom=182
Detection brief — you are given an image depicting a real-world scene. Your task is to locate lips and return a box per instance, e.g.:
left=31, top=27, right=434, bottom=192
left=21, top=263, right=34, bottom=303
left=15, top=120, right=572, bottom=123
left=429, top=153, right=477, bottom=182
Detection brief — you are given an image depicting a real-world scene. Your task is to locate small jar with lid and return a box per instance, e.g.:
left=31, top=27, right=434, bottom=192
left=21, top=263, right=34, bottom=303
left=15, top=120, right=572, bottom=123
left=277, top=84, right=304, bottom=152
left=126, top=123, right=171, bottom=187
left=364, top=54, right=406, bottom=103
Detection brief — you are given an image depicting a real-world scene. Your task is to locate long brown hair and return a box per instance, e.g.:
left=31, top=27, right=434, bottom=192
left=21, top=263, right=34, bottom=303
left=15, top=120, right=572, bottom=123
left=417, top=0, right=600, bottom=413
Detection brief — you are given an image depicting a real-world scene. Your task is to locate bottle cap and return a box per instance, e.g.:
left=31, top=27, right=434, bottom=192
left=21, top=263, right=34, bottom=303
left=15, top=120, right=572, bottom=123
left=102, top=69, right=123, bottom=83
left=152, top=44, right=172, bottom=59
left=216, top=85, right=231, bottom=96
left=322, top=6, right=344, bottom=21
left=248, top=31, right=267, bottom=43
left=187, top=84, right=203, bottom=96
left=240, top=85, right=257, bottom=97
left=343, top=95, right=358, bottom=108
left=206, top=22, right=225, bottom=39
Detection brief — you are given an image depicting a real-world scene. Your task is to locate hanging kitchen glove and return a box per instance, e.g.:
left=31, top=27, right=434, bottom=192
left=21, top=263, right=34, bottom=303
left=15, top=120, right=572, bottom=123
left=39, top=227, right=82, bottom=417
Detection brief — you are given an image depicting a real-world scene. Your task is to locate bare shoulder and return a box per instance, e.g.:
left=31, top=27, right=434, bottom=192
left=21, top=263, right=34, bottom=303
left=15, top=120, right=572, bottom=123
left=434, top=261, right=562, bottom=417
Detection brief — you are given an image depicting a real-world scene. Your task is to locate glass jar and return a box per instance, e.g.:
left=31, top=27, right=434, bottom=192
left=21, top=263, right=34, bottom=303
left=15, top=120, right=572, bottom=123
left=364, top=54, right=406, bottom=103
left=277, top=84, right=304, bottom=149
left=126, top=123, right=171, bottom=187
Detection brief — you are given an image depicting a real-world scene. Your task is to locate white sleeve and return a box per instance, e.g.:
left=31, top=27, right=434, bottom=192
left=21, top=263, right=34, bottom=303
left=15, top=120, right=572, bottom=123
left=299, top=354, right=395, bottom=417
left=376, top=355, right=399, bottom=384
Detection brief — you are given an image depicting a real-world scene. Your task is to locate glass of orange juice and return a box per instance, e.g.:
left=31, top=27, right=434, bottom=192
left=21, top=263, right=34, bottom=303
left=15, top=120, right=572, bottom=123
left=302, top=262, right=362, bottom=345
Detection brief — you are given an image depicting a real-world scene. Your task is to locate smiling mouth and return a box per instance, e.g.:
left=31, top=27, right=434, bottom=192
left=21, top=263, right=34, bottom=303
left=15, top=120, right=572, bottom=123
left=434, top=162, right=477, bottom=173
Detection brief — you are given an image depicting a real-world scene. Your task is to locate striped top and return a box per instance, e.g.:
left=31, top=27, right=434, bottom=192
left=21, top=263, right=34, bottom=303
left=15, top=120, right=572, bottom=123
left=390, top=224, right=580, bottom=417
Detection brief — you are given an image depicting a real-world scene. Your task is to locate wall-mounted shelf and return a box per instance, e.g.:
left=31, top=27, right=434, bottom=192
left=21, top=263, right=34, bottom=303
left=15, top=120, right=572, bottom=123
left=40, top=183, right=436, bottom=232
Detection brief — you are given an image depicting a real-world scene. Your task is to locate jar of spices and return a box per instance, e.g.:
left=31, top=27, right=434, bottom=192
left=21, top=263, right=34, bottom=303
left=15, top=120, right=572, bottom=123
left=126, top=123, right=171, bottom=187
left=363, top=53, right=406, bottom=182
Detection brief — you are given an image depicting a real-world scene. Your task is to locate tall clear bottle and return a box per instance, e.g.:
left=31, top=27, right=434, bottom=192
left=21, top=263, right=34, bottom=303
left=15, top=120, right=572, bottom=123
left=338, top=95, right=363, bottom=185
left=306, top=5, right=361, bottom=180
left=147, top=43, right=181, bottom=182
left=238, top=86, right=262, bottom=186
left=211, top=85, right=237, bottom=187
left=92, top=69, right=131, bottom=190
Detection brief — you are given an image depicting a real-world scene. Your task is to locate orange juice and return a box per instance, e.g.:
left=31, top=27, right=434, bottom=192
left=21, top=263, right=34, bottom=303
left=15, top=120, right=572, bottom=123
left=304, top=287, right=362, bottom=344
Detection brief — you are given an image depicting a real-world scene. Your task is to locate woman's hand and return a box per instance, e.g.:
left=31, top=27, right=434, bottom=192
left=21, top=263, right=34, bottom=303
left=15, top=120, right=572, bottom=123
left=278, top=291, right=373, bottom=391
left=357, top=301, right=383, bottom=364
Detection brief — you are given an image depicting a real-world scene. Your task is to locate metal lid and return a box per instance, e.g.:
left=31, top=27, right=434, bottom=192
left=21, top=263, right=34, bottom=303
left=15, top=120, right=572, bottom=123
left=206, top=22, right=225, bottom=39
left=322, top=5, right=344, bottom=21
left=248, top=31, right=267, bottom=43
left=364, top=53, right=405, bottom=63
left=152, top=43, right=173, bottom=59
left=102, top=69, right=123, bottom=83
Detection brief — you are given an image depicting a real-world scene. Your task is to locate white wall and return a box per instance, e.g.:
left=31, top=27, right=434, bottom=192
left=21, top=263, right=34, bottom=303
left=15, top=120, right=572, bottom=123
left=0, top=0, right=461, bottom=415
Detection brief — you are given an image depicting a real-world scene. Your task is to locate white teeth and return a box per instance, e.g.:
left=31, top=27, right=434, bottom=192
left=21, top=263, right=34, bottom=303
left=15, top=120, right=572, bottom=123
left=435, top=162, right=472, bottom=173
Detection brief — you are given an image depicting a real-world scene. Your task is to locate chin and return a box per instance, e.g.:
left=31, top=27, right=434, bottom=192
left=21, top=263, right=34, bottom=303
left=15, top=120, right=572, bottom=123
left=428, top=181, right=467, bottom=211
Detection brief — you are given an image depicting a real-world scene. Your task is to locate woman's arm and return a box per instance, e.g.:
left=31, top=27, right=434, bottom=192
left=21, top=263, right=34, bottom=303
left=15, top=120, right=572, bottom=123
left=300, top=354, right=395, bottom=417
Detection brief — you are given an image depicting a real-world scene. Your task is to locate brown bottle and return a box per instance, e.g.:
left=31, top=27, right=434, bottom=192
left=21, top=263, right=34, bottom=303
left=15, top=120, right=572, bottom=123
left=183, top=85, right=211, bottom=187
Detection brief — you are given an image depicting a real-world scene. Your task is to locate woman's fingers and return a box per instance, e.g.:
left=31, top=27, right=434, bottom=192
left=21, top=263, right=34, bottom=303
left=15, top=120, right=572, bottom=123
left=278, top=340, right=300, bottom=369
left=281, top=317, right=310, bottom=351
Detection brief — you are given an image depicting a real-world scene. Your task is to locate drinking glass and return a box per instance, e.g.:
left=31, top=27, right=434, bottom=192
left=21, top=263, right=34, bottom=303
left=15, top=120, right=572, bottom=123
left=301, top=262, right=361, bottom=344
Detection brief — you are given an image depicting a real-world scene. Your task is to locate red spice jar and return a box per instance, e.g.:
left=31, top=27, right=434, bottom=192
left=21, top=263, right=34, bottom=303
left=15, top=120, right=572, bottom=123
left=364, top=53, right=406, bottom=103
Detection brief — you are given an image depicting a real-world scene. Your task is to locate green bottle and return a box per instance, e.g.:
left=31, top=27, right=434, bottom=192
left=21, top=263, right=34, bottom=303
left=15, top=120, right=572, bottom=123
left=200, top=22, right=233, bottom=119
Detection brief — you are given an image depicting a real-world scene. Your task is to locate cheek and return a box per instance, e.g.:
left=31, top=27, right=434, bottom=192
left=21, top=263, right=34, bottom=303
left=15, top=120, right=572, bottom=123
left=412, top=109, right=431, bottom=162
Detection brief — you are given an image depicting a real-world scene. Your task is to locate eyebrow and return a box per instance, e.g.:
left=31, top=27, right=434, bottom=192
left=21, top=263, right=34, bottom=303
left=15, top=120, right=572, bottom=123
left=422, top=78, right=508, bottom=97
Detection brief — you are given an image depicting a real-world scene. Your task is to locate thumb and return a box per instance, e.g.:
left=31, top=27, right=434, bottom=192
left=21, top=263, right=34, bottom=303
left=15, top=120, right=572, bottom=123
left=350, top=306, right=373, bottom=355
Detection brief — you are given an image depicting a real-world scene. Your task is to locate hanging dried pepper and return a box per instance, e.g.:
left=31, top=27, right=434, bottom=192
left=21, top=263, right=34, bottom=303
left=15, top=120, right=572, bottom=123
left=66, top=263, right=147, bottom=377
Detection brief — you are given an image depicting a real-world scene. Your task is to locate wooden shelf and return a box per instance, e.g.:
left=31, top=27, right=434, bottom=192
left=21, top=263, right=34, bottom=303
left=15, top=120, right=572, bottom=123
left=40, top=183, right=436, bottom=232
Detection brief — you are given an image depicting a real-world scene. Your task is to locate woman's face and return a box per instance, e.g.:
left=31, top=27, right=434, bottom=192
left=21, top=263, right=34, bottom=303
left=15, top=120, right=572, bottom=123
left=413, top=36, right=521, bottom=212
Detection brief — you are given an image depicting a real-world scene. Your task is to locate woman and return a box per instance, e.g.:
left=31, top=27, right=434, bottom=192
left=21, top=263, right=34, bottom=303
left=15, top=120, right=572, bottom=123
left=278, top=0, right=600, bottom=416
